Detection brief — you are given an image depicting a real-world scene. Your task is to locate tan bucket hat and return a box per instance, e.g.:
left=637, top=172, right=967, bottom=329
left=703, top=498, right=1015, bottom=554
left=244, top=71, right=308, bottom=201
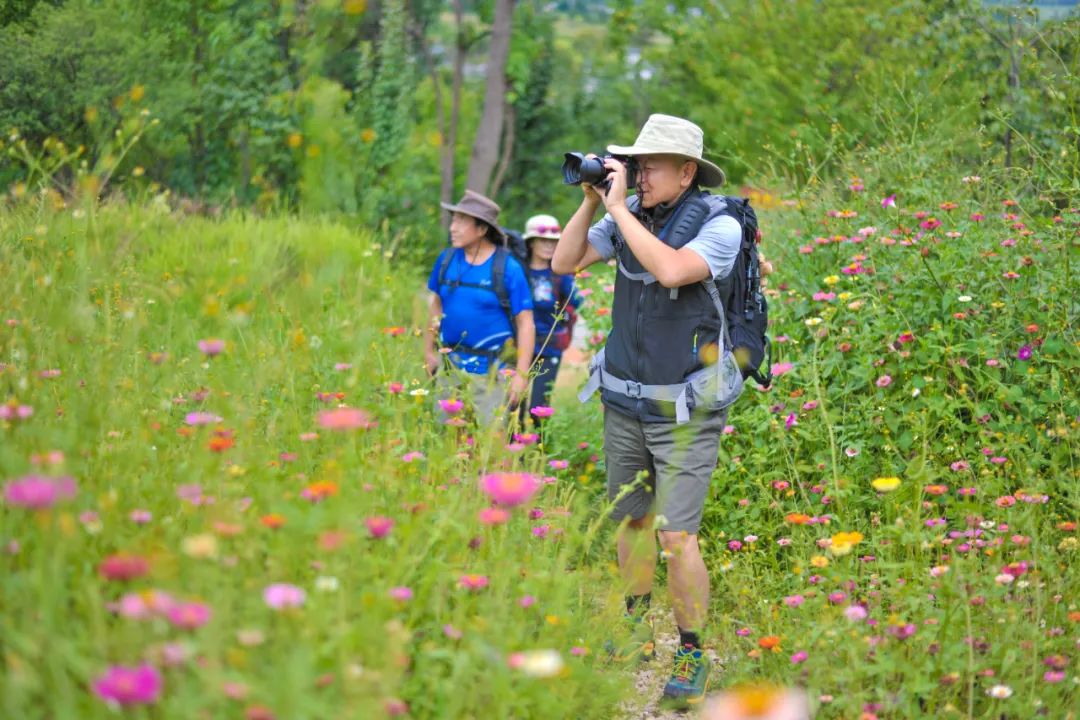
left=440, top=190, right=506, bottom=243
left=607, top=114, right=726, bottom=187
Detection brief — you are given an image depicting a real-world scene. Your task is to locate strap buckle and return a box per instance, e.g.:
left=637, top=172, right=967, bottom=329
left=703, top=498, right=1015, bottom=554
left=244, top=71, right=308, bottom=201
left=624, top=380, right=643, bottom=398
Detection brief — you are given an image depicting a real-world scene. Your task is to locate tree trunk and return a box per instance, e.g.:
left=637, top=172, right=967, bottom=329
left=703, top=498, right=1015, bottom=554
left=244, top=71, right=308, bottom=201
left=465, top=0, right=515, bottom=197
left=488, top=100, right=515, bottom=198
left=441, top=0, right=466, bottom=228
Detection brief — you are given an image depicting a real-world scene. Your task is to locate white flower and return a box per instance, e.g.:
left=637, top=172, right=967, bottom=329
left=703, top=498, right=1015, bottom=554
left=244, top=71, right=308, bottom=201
left=409, top=388, right=429, bottom=397
left=805, top=317, right=823, bottom=327
left=995, top=573, right=1015, bottom=585
left=987, top=684, right=1013, bottom=699
left=958, top=295, right=972, bottom=303
left=511, top=650, right=564, bottom=678
left=315, top=575, right=340, bottom=592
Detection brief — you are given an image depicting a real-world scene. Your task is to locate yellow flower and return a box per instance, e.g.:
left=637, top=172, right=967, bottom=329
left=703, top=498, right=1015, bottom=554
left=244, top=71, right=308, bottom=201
left=360, top=128, right=377, bottom=143
left=129, top=85, right=145, bottom=102
left=810, top=555, right=830, bottom=568
left=824, top=275, right=840, bottom=286
left=286, top=132, right=303, bottom=149
left=343, top=0, right=367, bottom=14
left=872, top=476, right=901, bottom=493
left=828, top=531, right=864, bottom=557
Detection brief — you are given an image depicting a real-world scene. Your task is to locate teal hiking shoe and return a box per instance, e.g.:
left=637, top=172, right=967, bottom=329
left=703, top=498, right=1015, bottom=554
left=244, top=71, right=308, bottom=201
left=661, top=644, right=711, bottom=709
left=604, top=614, right=656, bottom=664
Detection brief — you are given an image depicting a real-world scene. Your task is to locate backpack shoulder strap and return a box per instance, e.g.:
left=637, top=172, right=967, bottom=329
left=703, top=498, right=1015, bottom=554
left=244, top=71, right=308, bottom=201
left=491, top=247, right=515, bottom=330
left=437, top=248, right=456, bottom=288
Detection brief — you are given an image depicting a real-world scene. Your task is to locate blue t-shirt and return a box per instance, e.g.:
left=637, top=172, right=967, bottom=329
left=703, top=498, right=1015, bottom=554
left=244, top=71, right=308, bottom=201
left=527, top=267, right=581, bottom=358
left=428, top=248, right=533, bottom=374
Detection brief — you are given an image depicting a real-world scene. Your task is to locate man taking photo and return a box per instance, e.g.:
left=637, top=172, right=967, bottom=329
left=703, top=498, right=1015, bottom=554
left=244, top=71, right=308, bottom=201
left=552, top=114, right=745, bottom=709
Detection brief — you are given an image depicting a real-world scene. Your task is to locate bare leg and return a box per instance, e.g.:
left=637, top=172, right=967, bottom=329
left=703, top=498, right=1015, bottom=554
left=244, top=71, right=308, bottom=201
left=659, top=531, right=708, bottom=632
left=617, top=514, right=657, bottom=598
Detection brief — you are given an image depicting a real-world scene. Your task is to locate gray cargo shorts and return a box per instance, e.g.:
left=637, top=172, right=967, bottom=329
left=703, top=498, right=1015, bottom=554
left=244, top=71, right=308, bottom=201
left=604, top=406, right=728, bottom=534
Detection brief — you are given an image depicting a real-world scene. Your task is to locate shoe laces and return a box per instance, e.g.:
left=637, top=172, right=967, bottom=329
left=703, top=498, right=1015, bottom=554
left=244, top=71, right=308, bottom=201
left=672, top=646, right=700, bottom=682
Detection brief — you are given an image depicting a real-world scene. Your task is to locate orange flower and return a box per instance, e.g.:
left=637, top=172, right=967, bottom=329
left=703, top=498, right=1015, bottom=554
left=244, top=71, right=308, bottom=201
left=924, top=484, right=949, bottom=496
left=785, top=513, right=811, bottom=525
left=260, top=513, right=286, bottom=529
left=1068, top=611, right=1080, bottom=623
left=302, top=481, right=339, bottom=502
left=758, top=635, right=781, bottom=651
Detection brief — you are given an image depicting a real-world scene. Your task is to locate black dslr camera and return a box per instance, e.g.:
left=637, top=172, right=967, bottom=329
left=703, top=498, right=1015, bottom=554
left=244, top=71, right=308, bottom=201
left=562, top=152, right=639, bottom=192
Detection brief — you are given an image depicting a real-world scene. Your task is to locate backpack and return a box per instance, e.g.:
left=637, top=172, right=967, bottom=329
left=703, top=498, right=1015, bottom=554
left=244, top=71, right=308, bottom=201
left=715, top=196, right=772, bottom=388
left=508, top=227, right=577, bottom=353
left=436, top=242, right=522, bottom=334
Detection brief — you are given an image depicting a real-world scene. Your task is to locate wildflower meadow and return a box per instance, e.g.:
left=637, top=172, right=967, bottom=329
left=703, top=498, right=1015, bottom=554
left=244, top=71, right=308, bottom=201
left=3, top=0, right=1080, bottom=718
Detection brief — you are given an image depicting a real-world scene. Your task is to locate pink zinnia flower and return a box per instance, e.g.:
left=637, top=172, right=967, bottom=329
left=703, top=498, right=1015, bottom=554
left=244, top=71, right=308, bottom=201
left=875, top=375, right=892, bottom=388
left=389, top=586, right=413, bottom=602
left=184, top=412, right=222, bottom=426
left=92, top=664, right=163, bottom=706
left=317, top=407, right=375, bottom=431
left=881, top=194, right=897, bottom=209
left=519, top=595, right=537, bottom=608
left=3, top=475, right=77, bottom=509
left=784, top=413, right=798, bottom=430
left=387, top=382, right=404, bottom=394
left=728, top=540, right=743, bottom=551
left=771, top=361, right=794, bottom=376
left=459, top=574, right=489, bottom=591
left=783, top=594, right=805, bottom=608
left=438, top=399, right=464, bottom=415
left=950, top=461, right=970, bottom=472
left=129, top=509, right=152, bottom=524
left=1016, top=345, right=1033, bottom=361
left=365, top=516, right=394, bottom=539
left=401, top=451, right=425, bottom=463
left=197, top=339, right=225, bottom=357
left=0, top=402, right=34, bottom=420
left=844, top=605, right=868, bottom=621
left=167, top=601, right=212, bottom=630
left=263, top=583, right=306, bottom=610
left=548, top=459, right=569, bottom=470
left=480, top=472, right=541, bottom=507
left=98, top=554, right=150, bottom=581
left=790, top=651, right=808, bottom=664
left=530, top=406, right=554, bottom=418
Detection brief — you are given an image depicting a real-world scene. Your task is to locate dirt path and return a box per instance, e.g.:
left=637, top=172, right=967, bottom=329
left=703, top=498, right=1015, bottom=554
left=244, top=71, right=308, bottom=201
left=620, top=610, right=725, bottom=719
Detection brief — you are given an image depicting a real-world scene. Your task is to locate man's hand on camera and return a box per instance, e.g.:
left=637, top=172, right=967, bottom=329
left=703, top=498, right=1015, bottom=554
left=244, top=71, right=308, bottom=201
left=600, top=157, right=628, bottom=212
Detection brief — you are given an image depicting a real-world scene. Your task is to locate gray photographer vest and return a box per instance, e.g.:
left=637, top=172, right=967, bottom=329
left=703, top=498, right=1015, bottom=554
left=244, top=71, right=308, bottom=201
left=579, top=190, right=743, bottom=423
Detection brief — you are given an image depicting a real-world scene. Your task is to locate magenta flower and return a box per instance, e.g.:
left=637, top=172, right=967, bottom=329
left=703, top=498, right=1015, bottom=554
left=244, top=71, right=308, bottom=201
left=389, top=586, right=413, bottom=602
left=771, top=361, right=794, bottom=376
left=1017, top=345, right=1033, bottom=361
left=401, top=451, right=425, bottom=463
left=950, top=461, right=970, bottom=472
left=92, top=664, right=163, bottom=706
left=881, top=194, right=897, bottom=209
left=3, top=475, right=77, bottom=509
left=263, top=583, right=306, bottom=610
left=828, top=592, right=847, bottom=604
left=365, top=516, right=395, bottom=539
left=530, top=406, right=554, bottom=418
left=184, top=412, right=222, bottom=426
left=387, top=382, right=404, bottom=394
left=438, top=399, right=464, bottom=415
left=167, top=601, right=212, bottom=630
left=129, top=509, right=152, bottom=524
left=519, top=595, right=537, bottom=608
left=548, top=459, right=569, bottom=470
left=790, top=651, right=808, bottom=664
left=784, top=413, right=798, bottom=430
left=783, top=594, right=805, bottom=608
left=887, top=623, right=916, bottom=640
left=875, top=375, right=892, bottom=388
left=480, top=472, right=541, bottom=508
left=197, top=338, right=225, bottom=357
left=459, top=574, right=489, bottom=591
left=727, top=540, right=743, bottom=552
left=98, top=554, right=150, bottom=582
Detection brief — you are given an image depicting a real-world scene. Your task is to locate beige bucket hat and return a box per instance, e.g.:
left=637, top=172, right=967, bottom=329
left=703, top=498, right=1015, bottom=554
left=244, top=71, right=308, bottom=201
left=523, top=214, right=562, bottom=240
left=608, top=114, right=726, bottom=187
left=440, top=190, right=507, bottom=243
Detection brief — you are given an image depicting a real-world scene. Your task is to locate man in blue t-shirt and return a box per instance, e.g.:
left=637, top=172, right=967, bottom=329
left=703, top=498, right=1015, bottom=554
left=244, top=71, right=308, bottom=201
left=425, top=190, right=534, bottom=423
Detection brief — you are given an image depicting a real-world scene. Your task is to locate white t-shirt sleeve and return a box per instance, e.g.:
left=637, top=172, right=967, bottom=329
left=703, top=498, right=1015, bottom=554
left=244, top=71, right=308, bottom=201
left=587, top=213, right=617, bottom=260
left=683, top=214, right=742, bottom=281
